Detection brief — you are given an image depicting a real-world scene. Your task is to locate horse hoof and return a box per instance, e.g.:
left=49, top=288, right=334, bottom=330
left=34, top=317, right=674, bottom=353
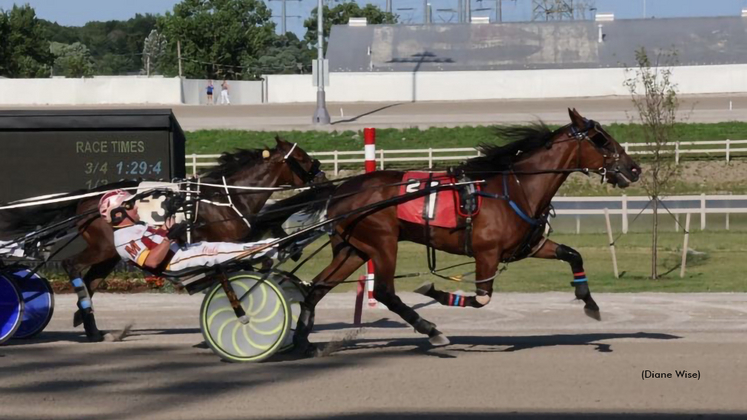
left=73, top=310, right=84, bottom=328
left=413, top=282, right=434, bottom=296
left=584, top=307, right=602, bottom=321
left=429, top=333, right=450, bottom=347
left=86, top=332, right=106, bottom=343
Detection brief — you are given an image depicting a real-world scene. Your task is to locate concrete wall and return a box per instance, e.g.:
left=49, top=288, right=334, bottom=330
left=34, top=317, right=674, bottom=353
left=265, top=64, right=747, bottom=103
left=0, top=77, right=264, bottom=106
left=3, top=64, right=747, bottom=105
left=0, top=76, right=184, bottom=105
left=182, top=79, right=263, bottom=105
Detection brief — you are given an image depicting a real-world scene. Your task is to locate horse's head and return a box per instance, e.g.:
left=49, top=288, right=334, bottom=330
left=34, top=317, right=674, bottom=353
left=268, top=137, right=326, bottom=187
left=566, top=108, right=641, bottom=188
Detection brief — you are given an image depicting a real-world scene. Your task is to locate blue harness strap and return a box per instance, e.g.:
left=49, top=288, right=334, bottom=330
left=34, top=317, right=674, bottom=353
left=475, top=175, right=539, bottom=226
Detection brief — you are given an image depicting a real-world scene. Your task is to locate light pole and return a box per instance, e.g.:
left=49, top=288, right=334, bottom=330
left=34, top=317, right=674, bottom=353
left=312, top=0, right=331, bottom=124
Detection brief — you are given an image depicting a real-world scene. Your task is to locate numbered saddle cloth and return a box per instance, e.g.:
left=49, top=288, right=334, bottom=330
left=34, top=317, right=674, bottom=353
left=396, top=172, right=481, bottom=229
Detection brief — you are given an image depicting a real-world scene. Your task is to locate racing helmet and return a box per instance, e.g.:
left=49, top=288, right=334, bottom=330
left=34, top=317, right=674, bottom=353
left=98, top=189, right=134, bottom=224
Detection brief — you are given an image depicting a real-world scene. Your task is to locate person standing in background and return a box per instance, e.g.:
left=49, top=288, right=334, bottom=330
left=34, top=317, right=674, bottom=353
left=220, top=80, right=230, bottom=105
left=206, top=80, right=214, bottom=105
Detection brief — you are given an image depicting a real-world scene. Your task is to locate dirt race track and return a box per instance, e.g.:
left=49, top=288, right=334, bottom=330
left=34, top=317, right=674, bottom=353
left=2, top=292, right=747, bottom=420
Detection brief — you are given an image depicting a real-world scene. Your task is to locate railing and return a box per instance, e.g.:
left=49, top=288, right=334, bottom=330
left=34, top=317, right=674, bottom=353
left=551, top=194, right=747, bottom=234
left=187, top=140, right=747, bottom=176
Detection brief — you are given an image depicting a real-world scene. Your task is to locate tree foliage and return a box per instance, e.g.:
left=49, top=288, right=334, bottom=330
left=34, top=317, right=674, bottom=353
left=304, top=2, right=397, bottom=52
left=50, top=42, right=95, bottom=77
left=42, top=14, right=157, bottom=75
left=0, top=5, right=53, bottom=77
left=143, top=29, right=168, bottom=75
left=158, top=0, right=276, bottom=79
left=624, top=47, right=681, bottom=280
left=242, top=33, right=310, bottom=79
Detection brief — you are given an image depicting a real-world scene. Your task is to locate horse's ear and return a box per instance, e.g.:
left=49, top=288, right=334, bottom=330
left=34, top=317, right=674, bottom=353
left=568, top=108, right=585, bottom=128
left=274, top=135, right=287, bottom=146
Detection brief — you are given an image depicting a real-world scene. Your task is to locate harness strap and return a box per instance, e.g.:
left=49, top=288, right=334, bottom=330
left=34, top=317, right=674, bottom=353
left=222, top=176, right=251, bottom=229
left=475, top=175, right=539, bottom=226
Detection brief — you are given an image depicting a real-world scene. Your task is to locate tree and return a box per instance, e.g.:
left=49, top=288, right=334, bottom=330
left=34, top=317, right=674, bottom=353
left=158, top=0, right=276, bottom=79
left=142, top=29, right=168, bottom=75
left=41, top=13, right=158, bottom=75
left=623, top=47, right=681, bottom=280
left=304, top=2, right=397, bottom=53
left=242, top=32, right=310, bottom=78
left=0, top=5, right=52, bottom=77
left=50, top=42, right=95, bottom=77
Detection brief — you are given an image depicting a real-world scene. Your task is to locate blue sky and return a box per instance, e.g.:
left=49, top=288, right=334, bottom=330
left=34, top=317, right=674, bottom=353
left=2, top=0, right=747, bottom=37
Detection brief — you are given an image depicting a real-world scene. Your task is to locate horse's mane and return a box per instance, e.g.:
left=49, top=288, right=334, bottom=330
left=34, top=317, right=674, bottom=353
left=201, top=147, right=273, bottom=179
left=457, top=122, right=564, bottom=176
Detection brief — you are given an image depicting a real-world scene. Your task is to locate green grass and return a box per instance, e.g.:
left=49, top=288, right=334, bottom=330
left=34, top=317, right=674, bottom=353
left=185, top=122, right=747, bottom=155
left=276, top=231, right=747, bottom=293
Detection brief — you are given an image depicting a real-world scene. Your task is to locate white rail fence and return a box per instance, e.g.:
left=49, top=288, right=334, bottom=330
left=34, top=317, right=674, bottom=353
left=552, top=194, right=747, bottom=234
left=188, top=140, right=747, bottom=176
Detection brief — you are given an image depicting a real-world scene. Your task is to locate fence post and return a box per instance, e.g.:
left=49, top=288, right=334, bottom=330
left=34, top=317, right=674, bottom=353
left=680, top=213, right=691, bottom=278
left=428, top=148, right=433, bottom=169
left=379, top=149, right=385, bottom=170
left=675, top=142, right=680, bottom=164
left=333, top=150, right=339, bottom=175
left=624, top=143, right=629, bottom=153
left=675, top=214, right=680, bottom=232
left=604, top=208, right=619, bottom=279
left=621, top=194, right=628, bottom=234
left=191, top=154, right=197, bottom=177
left=575, top=215, right=580, bottom=234
left=700, top=193, right=706, bottom=230
left=726, top=139, right=731, bottom=163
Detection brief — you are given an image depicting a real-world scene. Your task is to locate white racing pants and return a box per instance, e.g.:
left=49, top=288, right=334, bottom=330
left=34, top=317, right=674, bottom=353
left=220, top=90, right=230, bottom=104
left=166, top=238, right=277, bottom=271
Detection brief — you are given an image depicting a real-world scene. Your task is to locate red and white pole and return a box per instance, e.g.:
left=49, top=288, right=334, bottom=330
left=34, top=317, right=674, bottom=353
left=354, top=128, right=378, bottom=325
left=363, top=128, right=377, bottom=308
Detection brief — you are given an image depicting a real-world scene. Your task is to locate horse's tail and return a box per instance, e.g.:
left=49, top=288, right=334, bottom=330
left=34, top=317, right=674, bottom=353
left=248, top=184, right=337, bottom=240
left=0, top=180, right=140, bottom=239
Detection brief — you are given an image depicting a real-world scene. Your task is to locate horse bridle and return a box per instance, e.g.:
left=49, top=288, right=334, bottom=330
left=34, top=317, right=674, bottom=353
left=282, top=143, right=323, bottom=184
left=568, top=119, right=625, bottom=181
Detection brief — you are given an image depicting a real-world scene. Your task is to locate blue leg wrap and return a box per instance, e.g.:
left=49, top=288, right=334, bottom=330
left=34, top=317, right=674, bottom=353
left=71, top=277, right=92, bottom=312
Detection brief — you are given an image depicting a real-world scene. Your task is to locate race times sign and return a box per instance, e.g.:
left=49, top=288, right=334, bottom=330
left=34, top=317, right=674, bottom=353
left=0, top=110, right=186, bottom=204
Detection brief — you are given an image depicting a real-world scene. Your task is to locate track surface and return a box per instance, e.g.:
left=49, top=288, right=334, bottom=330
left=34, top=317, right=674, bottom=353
left=5, top=94, right=747, bottom=130
left=2, top=292, right=746, bottom=419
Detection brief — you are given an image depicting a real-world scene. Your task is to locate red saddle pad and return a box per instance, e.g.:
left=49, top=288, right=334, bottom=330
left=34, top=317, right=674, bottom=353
left=397, top=172, right=478, bottom=229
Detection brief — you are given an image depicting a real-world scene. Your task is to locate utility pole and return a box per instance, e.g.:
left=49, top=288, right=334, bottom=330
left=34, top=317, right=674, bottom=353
left=312, top=0, right=330, bottom=124
left=386, top=0, right=392, bottom=13
left=497, top=0, right=502, bottom=22
left=643, top=0, right=646, bottom=18
left=146, top=55, right=151, bottom=77
left=177, top=40, right=183, bottom=78
left=465, top=0, right=471, bottom=23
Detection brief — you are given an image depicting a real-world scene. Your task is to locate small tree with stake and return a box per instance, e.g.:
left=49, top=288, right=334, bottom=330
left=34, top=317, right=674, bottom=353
left=623, top=47, right=681, bottom=280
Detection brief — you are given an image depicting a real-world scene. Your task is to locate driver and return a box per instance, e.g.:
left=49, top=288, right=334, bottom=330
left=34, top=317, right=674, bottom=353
left=99, top=189, right=278, bottom=273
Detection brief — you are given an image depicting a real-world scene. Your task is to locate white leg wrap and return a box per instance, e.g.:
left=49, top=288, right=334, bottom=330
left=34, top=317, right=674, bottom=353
left=475, top=294, right=491, bottom=306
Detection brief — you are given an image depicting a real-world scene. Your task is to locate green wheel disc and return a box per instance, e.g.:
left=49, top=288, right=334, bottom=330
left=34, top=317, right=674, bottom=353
left=199, top=272, right=291, bottom=363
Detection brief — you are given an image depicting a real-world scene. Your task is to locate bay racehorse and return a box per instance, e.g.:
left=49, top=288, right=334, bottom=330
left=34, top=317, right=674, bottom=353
left=0, top=138, right=323, bottom=341
left=286, top=109, right=640, bottom=353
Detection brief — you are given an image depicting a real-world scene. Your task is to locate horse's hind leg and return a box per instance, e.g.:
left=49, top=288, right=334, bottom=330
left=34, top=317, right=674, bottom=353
left=358, top=236, right=449, bottom=346
left=531, top=239, right=601, bottom=321
left=295, top=239, right=367, bottom=354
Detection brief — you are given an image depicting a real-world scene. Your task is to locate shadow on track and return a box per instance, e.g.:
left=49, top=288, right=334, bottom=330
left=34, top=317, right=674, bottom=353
left=273, top=413, right=744, bottom=420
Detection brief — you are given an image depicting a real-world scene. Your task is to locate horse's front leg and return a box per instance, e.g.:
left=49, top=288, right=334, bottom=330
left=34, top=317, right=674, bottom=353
left=531, top=239, right=601, bottom=320
left=414, top=246, right=499, bottom=309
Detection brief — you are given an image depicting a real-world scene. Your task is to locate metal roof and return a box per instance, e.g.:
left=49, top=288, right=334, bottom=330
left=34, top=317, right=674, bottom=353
left=327, top=16, right=747, bottom=72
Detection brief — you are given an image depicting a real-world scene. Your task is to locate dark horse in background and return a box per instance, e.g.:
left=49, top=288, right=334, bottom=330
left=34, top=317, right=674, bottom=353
left=0, top=138, right=324, bottom=342
left=279, top=109, right=641, bottom=353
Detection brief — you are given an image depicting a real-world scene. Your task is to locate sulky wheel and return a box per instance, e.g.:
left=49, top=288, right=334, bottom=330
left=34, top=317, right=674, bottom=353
left=12, top=269, right=55, bottom=339
left=200, top=271, right=291, bottom=362
left=0, top=273, right=23, bottom=345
